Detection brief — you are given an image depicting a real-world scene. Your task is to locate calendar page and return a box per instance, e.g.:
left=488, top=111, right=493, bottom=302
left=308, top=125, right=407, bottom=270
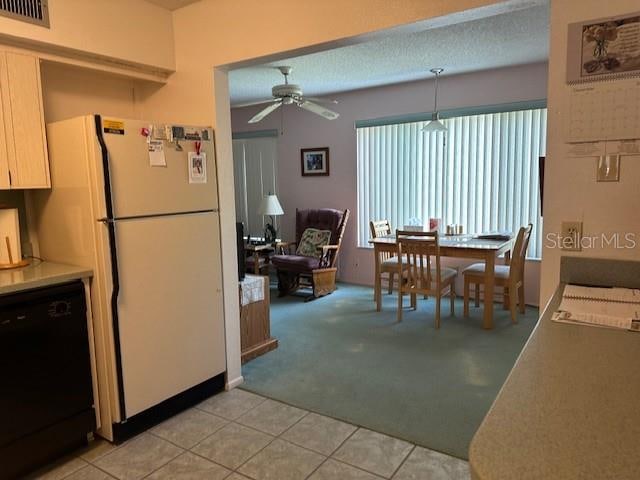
left=567, top=79, right=640, bottom=143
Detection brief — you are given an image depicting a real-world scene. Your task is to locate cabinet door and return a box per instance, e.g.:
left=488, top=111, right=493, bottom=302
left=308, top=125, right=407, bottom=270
left=0, top=52, right=50, bottom=189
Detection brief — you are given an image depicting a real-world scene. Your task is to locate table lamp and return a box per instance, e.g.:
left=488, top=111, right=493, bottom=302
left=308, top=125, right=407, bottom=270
left=258, top=194, right=284, bottom=244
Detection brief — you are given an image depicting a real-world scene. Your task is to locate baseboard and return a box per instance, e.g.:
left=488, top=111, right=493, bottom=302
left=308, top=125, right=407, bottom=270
left=226, top=375, right=244, bottom=390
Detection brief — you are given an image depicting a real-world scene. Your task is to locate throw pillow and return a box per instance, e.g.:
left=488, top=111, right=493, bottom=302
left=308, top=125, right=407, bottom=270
left=296, top=228, right=332, bottom=258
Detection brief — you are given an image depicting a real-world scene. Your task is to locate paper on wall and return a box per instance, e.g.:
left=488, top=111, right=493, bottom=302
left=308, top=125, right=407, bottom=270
left=148, top=139, right=166, bottom=167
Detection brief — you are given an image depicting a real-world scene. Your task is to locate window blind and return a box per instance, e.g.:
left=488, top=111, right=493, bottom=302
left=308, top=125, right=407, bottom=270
left=356, top=108, right=547, bottom=258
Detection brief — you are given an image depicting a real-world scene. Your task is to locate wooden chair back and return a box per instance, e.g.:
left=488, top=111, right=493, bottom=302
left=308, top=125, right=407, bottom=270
left=321, top=209, right=350, bottom=269
left=509, top=224, right=533, bottom=283
left=370, top=220, right=392, bottom=239
left=370, top=219, right=394, bottom=262
left=396, top=230, right=442, bottom=293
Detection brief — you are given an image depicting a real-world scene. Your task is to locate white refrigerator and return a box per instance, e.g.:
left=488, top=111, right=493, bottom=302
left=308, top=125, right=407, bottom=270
left=34, top=115, right=226, bottom=440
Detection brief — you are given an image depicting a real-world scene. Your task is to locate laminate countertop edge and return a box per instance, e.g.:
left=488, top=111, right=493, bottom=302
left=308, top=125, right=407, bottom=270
left=0, top=261, right=93, bottom=295
left=469, top=274, right=640, bottom=479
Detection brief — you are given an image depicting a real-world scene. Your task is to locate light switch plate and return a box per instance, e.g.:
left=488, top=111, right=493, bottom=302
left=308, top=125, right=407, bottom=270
left=597, top=155, right=620, bottom=182
left=561, top=221, right=582, bottom=251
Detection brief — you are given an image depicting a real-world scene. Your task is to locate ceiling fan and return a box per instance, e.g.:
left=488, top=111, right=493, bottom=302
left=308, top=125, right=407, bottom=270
left=241, top=66, right=340, bottom=124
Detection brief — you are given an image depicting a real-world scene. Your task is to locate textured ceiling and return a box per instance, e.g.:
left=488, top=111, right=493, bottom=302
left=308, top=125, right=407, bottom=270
left=229, top=4, right=549, bottom=106
left=144, top=0, right=200, bottom=10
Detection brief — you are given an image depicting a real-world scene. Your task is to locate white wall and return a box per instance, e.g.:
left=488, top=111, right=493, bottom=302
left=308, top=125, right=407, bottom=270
left=232, top=62, right=548, bottom=305
left=540, top=0, right=640, bottom=306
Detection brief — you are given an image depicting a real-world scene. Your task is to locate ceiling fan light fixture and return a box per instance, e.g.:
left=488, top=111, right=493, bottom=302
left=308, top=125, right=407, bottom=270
left=422, top=67, right=448, bottom=133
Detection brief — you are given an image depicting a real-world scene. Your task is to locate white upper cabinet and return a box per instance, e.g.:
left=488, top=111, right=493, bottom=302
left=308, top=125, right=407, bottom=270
left=0, top=51, right=50, bottom=190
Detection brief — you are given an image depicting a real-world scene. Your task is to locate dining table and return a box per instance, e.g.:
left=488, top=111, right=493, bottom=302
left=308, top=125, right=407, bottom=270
left=369, top=234, right=514, bottom=329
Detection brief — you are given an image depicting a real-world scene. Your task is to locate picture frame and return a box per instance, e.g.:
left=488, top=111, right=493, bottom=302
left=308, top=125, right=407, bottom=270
left=301, top=147, right=330, bottom=176
left=567, top=11, right=640, bottom=83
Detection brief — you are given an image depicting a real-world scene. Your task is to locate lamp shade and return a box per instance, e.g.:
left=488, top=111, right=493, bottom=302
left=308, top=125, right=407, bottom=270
left=258, top=194, right=284, bottom=216
left=422, top=119, right=448, bottom=132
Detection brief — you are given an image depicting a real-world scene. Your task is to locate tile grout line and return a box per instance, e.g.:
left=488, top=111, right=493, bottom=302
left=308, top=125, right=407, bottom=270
left=389, top=444, right=416, bottom=479
left=231, top=409, right=312, bottom=476
left=301, top=425, right=361, bottom=480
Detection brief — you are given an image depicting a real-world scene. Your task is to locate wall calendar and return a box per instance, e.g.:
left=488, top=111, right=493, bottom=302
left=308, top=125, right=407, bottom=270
left=567, top=78, right=640, bottom=143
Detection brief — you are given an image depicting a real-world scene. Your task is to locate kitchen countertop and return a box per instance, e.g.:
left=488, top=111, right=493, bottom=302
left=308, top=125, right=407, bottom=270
left=469, top=257, right=640, bottom=479
left=0, top=261, right=93, bottom=295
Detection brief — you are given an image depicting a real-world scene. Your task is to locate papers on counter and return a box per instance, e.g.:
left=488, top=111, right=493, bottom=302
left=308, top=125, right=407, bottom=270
left=553, top=284, right=640, bottom=332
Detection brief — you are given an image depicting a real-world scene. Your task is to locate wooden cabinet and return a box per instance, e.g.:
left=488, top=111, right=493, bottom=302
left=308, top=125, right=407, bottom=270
left=0, top=51, right=50, bottom=190
left=239, top=275, right=278, bottom=363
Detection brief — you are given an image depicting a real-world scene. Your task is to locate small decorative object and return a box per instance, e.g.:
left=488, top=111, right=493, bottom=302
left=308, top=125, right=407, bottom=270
left=567, top=12, right=640, bottom=83
left=429, top=218, right=441, bottom=232
left=301, top=147, right=329, bottom=176
left=597, top=154, right=620, bottom=182
left=404, top=217, right=424, bottom=232
left=258, top=193, right=284, bottom=244
left=0, top=208, right=29, bottom=269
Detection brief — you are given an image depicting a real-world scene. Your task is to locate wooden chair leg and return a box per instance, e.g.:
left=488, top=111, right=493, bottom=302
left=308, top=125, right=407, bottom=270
left=397, top=290, right=403, bottom=323
left=503, top=288, right=510, bottom=310
left=474, top=283, right=480, bottom=307
left=410, top=292, right=417, bottom=309
left=463, top=278, right=470, bottom=317
left=450, top=283, right=455, bottom=315
left=518, top=284, right=526, bottom=314
left=388, top=272, right=395, bottom=294
left=509, top=284, right=518, bottom=323
left=435, top=294, right=441, bottom=329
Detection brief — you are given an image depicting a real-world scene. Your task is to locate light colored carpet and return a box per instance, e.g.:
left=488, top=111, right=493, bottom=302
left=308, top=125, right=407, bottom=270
left=241, top=283, right=538, bottom=460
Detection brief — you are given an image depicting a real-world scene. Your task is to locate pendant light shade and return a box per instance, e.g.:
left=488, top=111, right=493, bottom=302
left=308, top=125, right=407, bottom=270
left=422, top=68, right=448, bottom=133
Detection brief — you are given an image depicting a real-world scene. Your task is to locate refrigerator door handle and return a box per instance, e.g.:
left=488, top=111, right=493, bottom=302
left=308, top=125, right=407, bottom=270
left=97, top=209, right=218, bottom=225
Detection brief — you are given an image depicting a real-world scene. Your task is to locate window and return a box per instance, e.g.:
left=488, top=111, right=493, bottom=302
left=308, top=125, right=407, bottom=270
left=232, top=134, right=278, bottom=237
left=357, top=108, right=547, bottom=258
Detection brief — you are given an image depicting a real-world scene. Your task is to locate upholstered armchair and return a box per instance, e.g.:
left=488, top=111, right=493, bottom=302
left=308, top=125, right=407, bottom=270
left=271, top=208, right=350, bottom=300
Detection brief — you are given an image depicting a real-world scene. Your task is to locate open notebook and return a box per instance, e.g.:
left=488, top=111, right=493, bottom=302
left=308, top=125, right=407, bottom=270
left=552, top=285, right=640, bottom=332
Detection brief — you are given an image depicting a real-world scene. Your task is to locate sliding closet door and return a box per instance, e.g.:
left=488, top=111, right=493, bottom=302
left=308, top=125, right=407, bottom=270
left=232, top=136, right=278, bottom=237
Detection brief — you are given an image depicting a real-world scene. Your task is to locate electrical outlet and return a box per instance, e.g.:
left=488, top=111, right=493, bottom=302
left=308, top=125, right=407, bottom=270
left=561, top=221, right=582, bottom=251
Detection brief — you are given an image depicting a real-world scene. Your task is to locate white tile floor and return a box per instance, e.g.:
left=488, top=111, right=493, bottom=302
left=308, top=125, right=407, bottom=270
left=29, top=389, right=470, bottom=480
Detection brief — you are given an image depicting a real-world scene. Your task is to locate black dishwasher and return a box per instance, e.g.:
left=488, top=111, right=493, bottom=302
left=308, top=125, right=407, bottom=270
left=0, top=281, right=95, bottom=480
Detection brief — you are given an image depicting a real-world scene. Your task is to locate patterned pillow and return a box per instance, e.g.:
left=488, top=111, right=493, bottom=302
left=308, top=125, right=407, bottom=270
left=296, top=228, right=332, bottom=258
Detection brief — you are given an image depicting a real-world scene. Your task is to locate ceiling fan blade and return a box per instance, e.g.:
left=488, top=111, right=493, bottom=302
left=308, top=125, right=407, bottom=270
left=303, top=96, right=338, bottom=105
left=298, top=101, right=340, bottom=120
left=234, top=98, right=278, bottom=108
left=248, top=102, right=282, bottom=123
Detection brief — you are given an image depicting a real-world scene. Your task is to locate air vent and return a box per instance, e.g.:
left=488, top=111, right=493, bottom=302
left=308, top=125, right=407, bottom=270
left=0, top=0, right=49, bottom=27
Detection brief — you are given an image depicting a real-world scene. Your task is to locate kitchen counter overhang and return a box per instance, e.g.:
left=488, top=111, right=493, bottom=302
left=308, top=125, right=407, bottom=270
left=470, top=257, right=640, bottom=480
left=0, top=261, right=93, bottom=295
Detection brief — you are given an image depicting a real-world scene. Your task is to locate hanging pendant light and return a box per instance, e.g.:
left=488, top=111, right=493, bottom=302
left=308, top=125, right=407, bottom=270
left=422, top=68, right=448, bottom=133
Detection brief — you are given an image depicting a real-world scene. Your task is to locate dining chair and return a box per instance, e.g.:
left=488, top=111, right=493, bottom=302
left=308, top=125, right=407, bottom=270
left=369, top=220, right=407, bottom=298
left=396, top=230, right=457, bottom=328
left=462, top=224, right=533, bottom=323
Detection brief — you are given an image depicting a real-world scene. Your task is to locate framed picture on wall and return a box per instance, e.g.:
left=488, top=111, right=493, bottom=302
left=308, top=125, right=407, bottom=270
left=301, top=147, right=330, bottom=176
left=567, top=11, right=640, bottom=83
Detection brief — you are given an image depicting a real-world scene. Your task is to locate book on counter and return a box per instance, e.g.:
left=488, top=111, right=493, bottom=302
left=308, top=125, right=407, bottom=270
left=553, top=284, right=640, bottom=332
